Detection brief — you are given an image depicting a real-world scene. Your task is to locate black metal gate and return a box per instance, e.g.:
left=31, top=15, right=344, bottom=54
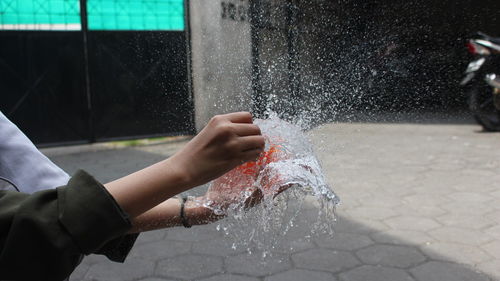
left=0, top=1, right=193, bottom=146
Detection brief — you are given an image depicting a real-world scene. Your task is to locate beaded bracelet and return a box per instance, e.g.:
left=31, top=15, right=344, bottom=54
left=179, top=196, right=192, bottom=228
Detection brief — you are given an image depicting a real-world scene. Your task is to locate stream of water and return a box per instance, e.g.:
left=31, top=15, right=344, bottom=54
left=197, top=114, right=339, bottom=257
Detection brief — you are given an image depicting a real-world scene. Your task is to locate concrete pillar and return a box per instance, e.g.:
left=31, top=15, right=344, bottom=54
left=189, top=0, right=253, bottom=131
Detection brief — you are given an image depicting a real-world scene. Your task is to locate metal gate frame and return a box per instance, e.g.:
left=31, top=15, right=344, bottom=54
left=78, top=0, right=195, bottom=143
left=1, top=0, right=194, bottom=146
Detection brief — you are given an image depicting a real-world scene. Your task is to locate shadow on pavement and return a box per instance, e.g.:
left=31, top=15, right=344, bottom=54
left=43, top=142, right=498, bottom=281
left=69, top=211, right=496, bottom=281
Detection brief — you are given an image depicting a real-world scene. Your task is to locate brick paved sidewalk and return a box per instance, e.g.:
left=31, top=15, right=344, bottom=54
left=43, top=121, right=500, bottom=281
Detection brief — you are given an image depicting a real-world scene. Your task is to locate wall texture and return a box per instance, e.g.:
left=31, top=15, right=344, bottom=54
left=190, top=0, right=253, bottom=130
left=190, top=0, right=500, bottom=129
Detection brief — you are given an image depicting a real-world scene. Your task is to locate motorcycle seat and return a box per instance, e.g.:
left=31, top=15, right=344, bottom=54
left=478, top=32, right=500, bottom=44
left=488, top=37, right=500, bottom=45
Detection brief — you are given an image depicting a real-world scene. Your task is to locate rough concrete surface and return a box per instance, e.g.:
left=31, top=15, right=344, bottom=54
left=42, top=118, right=500, bottom=281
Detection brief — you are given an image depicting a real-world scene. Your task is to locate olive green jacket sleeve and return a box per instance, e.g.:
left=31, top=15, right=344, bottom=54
left=0, top=170, right=138, bottom=281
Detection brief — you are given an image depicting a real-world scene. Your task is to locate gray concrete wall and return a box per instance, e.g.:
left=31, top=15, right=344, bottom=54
left=190, top=0, right=253, bottom=131
left=253, top=0, right=341, bottom=122
left=189, top=0, right=341, bottom=128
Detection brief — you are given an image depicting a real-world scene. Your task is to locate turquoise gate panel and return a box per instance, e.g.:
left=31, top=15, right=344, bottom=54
left=0, top=0, right=185, bottom=31
left=0, top=0, right=81, bottom=30
left=87, top=0, right=184, bottom=30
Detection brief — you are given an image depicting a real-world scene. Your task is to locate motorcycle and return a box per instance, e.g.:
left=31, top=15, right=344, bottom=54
left=461, top=32, right=500, bottom=131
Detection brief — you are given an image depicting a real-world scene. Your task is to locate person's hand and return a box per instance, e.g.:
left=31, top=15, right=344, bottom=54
left=200, top=165, right=294, bottom=215
left=202, top=167, right=263, bottom=212
left=195, top=142, right=296, bottom=218
left=169, top=112, right=265, bottom=188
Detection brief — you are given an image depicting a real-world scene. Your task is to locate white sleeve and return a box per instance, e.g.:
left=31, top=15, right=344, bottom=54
left=0, top=111, right=70, bottom=193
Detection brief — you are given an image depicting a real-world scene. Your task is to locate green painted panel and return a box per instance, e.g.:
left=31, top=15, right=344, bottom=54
left=87, top=0, right=184, bottom=31
left=0, top=0, right=80, bottom=29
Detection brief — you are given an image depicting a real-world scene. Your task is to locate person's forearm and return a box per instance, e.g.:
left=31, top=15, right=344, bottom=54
left=104, top=158, right=191, bottom=218
left=105, top=112, right=264, bottom=220
left=128, top=197, right=181, bottom=232
left=128, top=196, right=223, bottom=233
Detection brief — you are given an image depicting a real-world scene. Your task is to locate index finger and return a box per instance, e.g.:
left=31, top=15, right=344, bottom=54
left=233, top=123, right=262, bottom=137
left=225, top=112, right=253, bottom=124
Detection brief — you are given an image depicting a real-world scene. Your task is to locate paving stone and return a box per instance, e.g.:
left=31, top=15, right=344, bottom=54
left=137, top=230, right=168, bottom=243
left=265, top=269, right=335, bottom=281
left=129, top=240, right=191, bottom=261
left=484, top=225, right=500, bottom=237
left=410, top=261, right=491, bottom=281
left=428, top=227, right=494, bottom=246
left=435, top=214, right=494, bottom=230
left=485, top=210, right=500, bottom=224
left=490, top=189, right=500, bottom=199
left=70, top=263, right=89, bottom=281
left=339, top=265, right=415, bottom=281
left=85, top=258, right=155, bottom=281
left=335, top=217, right=390, bottom=234
left=441, top=201, right=495, bottom=216
left=81, top=254, right=109, bottom=266
left=370, top=229, right=434, bottom=245
left=225, top=253, right=291, bottom=277
left=272, top=236, right=316, bottom=254
left=355, top=244, right=426, bottom=268
left=315, top=232, right=373, bottom=251
left=166, top=225, right=221, bottom=242
left=156, top=254, right=223, bottom=280
left=409, top=172, right=461, bottom=191
left=453, top=182, right=498, bottom=193
left=446, top=192, right=493, bottom=203
left=481, top=240, right=500, bottom=259
left=462, top=169, right=497, bottom=177
left=384, top=216, right=441, bottom=231
left=395, top=203, right=448, bottom=217
left=335, top=194, right=361, bottom=209
left=49, top=121, right=500, bottom=281
left=292, top=248, right=360, bottom=273
left=380, top=186, right=416, bottom=197
left=341, top=181, right=378, bottom=194
left=345, top=206, right=398, bottom=220
left=403, top=194, right=452, bottom=206
left=138, top=277, right=174, bottom=281
left=485, top=198, right=500, bottom=210
left=358, top=195, right=403, bottom=208
left=272, top=219, right=316, bottom=240
left=192, top=236, right=247, bottom=256
left=431, top=161, right=466, bottom=171
left=382, top=172, right=418, bottom=185
left=198, top=273, right=260, bottom=281
left=421, top=242, right=492, bottom=264
left=476, top=260, right=500, bottom=281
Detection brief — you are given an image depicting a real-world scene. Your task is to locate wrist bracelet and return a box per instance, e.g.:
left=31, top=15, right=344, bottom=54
left=179, top=196, right=192, bottom=228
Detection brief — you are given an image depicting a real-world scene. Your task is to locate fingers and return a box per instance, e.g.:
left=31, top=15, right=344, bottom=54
left=241, top=148, right=263, bottom=162
left=244, top=188, right=263, bottom=209
left=239, top=135, right=265, bottom=152
left=225, top=112, right=253, bottom=124
left=233, top=123, right=262, bottom=136
left=273, top=183, right=294, bottom=198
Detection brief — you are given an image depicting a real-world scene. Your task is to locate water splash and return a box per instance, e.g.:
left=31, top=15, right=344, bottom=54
left=198, top=114, right=339, bottom=256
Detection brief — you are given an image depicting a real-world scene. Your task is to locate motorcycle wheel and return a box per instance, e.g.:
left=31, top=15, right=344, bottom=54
left=469, top=84, right=500, bottom=132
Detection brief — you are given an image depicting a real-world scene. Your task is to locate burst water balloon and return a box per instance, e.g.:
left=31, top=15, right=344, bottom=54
left=199, top=114, right=339, bottom=255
